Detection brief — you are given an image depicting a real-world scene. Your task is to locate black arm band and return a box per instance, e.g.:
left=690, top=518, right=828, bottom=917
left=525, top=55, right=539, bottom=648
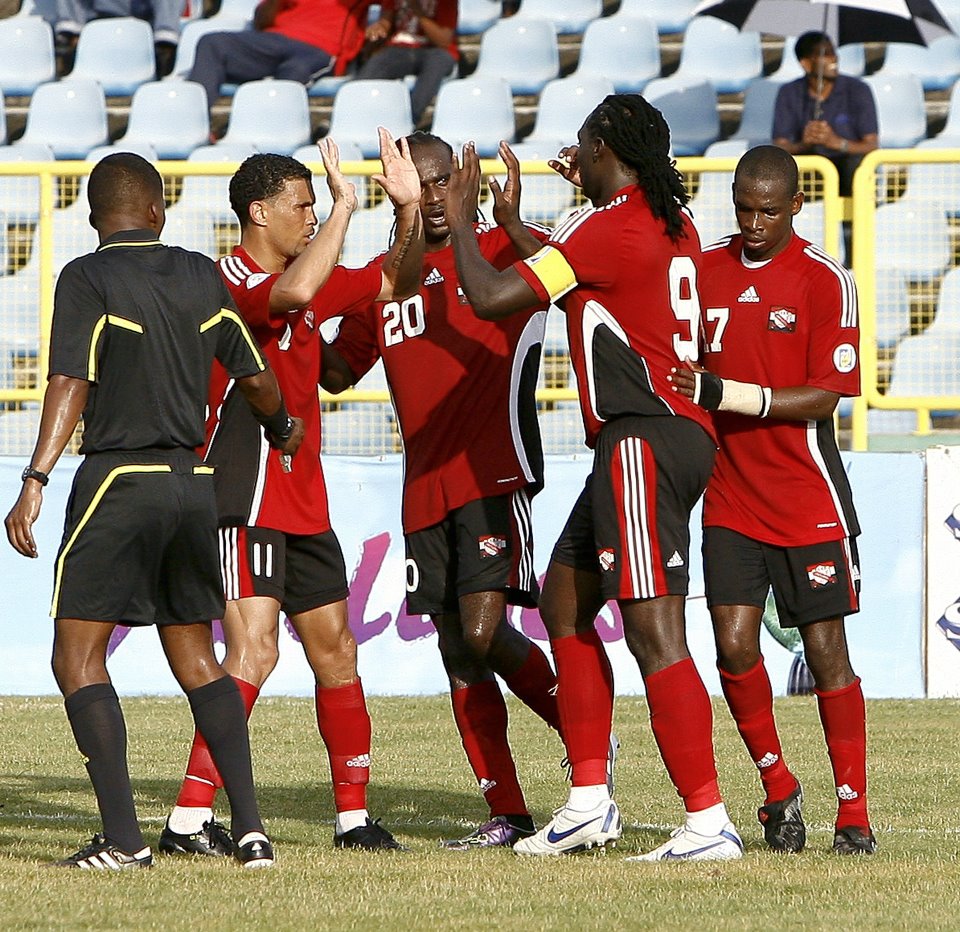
left=255, top=402, right=293, bottom=442
left=692, top=370, right=724, bottom=411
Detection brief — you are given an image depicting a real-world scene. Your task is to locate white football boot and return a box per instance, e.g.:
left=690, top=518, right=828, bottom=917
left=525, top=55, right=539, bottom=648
left=625, top=821, right=744, bottom=862
left=514, top=798, right=621, bottom=856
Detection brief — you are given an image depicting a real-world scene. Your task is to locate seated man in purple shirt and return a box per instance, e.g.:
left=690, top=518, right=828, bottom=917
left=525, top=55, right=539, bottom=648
left=772, top=31, right=878, bottom=195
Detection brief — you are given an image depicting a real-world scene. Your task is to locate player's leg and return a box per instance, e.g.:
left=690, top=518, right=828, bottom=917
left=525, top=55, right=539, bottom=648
left=286, top=531, right=402, bottom=850
left=705, top=527, right=803, bottom=852
left=52, top=617, right=151, bottom=866
left=789, top=537, right=873, bottom=853
left=433, top=612, right=534, bottom=849
left=163, top=527, right=282, bottom=855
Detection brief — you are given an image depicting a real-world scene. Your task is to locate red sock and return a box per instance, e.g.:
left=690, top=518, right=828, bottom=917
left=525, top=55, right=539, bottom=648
left=645, top=658, right=722, bottom=812
left=315, top=679, right=371, bottom=813
left=450, top=681, right=528, bottom=817
left=816, top=676, right=870, bottom=829
left=502, top=642, right=561, bottom=732
left=719, top=658, right=798, bottom=804
left=551, top=629, right=613, bottom=787
left=175, top=677, right=259, bottom=808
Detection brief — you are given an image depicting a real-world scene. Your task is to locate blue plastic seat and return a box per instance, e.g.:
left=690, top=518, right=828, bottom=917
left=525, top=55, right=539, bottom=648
left=871, top=268, right=912, bottom=348
left=877, top=36, right=960, bottom=91
left=644, top=77, right=720, bottom=156
left=431, top=77, right=515, bottom=157
left=0, top=143, right=53, bottom=224
left=69, top=17, right=156, bottom=95
left=290, top=141, right=365, bottom=218
left=328, top=80, right=414, bottom=158
left=166, top=16, right=249, bottom=80
left=887, top=331, right=960, bottom=398
left=903, top=140, right=960, bottom=216
left=176, top=142, right=256, bottom=218
left=734, top=78, right=781, bottom=144
left=524, top=75, right=614, bottom=150
left=513, top=0, right=602, bottom=35
left=120, top=81, right=210, bottom=160
left=85, top=142, right=158, bottom=163
left=927, top=266, right=960, bottom=335
left=17, top=79, right=108, bottom=159
left=0, top=17, right=55, bottom=95
left=340, top=199, right=396, bottom=269
left=618, top=0, right=697, bottom=34
left=689, top=140, right=745, bottom=246
left=573, top=14, right=660, bottom=94
left=457, top=0, right=501, bottom=35
left=864, top=74, right=927, bottom=148
left=673, top=17, right=763, bottom=94
left=473, top=17, right=559, bottom=95
left=874, top=199, right=951, bottom=281
left=219, top=79, right=311, bottom=155
left=509, top=141, right=574, bottom=224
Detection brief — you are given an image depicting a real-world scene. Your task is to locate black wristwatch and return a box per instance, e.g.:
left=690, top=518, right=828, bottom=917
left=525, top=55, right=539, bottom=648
left=21, top=466, right=49, bottom=486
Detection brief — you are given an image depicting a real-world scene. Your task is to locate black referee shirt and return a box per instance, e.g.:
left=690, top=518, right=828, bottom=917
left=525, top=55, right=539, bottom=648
left=49, top=229, right=268, bottom=454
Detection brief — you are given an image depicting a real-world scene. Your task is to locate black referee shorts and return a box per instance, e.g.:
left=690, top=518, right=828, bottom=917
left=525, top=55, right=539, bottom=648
left=52, top=450, right=225, bottom=626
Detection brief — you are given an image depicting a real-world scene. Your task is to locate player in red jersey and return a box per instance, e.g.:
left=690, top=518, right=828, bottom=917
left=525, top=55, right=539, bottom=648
left=671, top=145, right=874, bottom=855
left=160, top=130, right=425, bottom=855
left=323, top=132, right=579, bottom=849
left=443, top=94, right=743, bottom=860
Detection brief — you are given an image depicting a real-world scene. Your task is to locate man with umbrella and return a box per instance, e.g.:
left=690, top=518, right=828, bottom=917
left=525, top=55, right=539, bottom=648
left=772, top=31, right=878, bottom=195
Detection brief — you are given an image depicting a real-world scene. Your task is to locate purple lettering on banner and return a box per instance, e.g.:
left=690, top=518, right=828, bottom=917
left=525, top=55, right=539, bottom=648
left=397, top=599, right=435, bottom=641
left=347, top=531, right=393, bottom=644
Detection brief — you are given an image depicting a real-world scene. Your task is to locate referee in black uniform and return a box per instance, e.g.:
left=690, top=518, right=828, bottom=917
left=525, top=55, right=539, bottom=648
left=4, top=153, right=303, bottom=870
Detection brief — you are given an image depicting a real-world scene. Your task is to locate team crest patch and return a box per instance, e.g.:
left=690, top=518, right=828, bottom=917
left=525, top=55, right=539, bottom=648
left=833, top=342, right=857, bottom=373
left=598, top=548, right=616, bottom=572
left=478, top=535, right=507, bottom=558
left=245, top=272, right=270, bottom=289
left=807, top=561, right=837, bottom=589
left=768, top=306, right=797, bottom=332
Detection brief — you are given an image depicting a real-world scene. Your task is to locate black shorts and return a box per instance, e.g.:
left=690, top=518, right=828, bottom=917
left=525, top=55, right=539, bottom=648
left=52, top=450, right=224, bottom=626
left=552, top=416, right=715, bottom=601
left=703, top=526, right=861, bottom=627
left=404, top=490, right=539, bottom=615
left=218, top=526, right=348, bottom=616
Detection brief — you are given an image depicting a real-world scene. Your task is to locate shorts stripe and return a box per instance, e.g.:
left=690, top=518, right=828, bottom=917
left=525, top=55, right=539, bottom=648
left=219, top=527, right=240, bottom=601
left=510, top=487, right=534, bottom=593
left=51, top=464, right=172, bottom=617
left=841, top=537, right=859, bottom=611
left=616, top=436, right=662, bottom=599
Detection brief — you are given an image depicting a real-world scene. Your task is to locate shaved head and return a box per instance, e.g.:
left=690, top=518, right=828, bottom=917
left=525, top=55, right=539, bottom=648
left=88, top=153, right=164, bottom=230
left=735, top=145, right=800, bottom=198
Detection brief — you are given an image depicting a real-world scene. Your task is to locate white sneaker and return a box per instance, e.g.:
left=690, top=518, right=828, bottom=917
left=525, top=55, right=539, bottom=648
left=606, top=732, right=619, bottom=797
left=625, top=822, right=744, bottom=862
left=514, top=799, right=621, bottom=856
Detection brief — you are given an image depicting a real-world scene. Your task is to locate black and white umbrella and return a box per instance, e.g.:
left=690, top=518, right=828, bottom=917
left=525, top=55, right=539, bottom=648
left=691, top=0, right=956, bottom=47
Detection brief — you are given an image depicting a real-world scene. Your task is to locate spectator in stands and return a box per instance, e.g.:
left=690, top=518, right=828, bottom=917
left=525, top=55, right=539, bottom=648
left=188, top=0, right=374, bottom=114
left=772, top=31, right=878, bottom=196
left=357, top=0, right=459, bottom=126
left=54, top=0, right=182, bottom=78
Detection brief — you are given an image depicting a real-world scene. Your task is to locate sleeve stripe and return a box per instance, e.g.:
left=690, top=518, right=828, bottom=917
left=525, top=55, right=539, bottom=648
left=804, top=244, right=859, bottom=328
left=199, top=307, right=267, bottom=371
left=523, top=245, right=578, bottom=300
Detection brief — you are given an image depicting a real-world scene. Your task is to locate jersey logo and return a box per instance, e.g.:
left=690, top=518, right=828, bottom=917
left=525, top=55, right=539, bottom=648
left=768, top=306, right=797, bottom=332
left=738, top=285, right=760, bottom=303
left=478, top=535, right=507, bottom=558
left=807, top=561, right=837, bottom=589
left=245, top=272, right=270, bottom=289
left=666, top=550, right=684, bottom=568
left=598, top=548, right=616, bottom=572
left=833, top=342, right=857, bottom=373
left=424, top=267, right=444, bottom=286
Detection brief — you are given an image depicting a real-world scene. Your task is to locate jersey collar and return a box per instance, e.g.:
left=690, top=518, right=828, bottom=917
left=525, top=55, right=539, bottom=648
left=96, top=228, right=164, bottom=251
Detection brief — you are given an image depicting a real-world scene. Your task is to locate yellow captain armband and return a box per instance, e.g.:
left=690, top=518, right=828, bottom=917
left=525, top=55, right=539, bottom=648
left=523, top=245, right=578, bottom=301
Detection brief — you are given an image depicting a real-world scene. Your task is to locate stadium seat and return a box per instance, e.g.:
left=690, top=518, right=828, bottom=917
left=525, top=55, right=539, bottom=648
left=864, top=74, right=927, bottom=148
left=644, top=77, right=720, bottom=156
left=874, top=200, right=952, bottom=281
left=85, top=142, right=159, bottom=163
left=212, top=0, right=260, bottom=21
left=327, top=80, right=414, bottom=158
left=473, top=17, right=559, bottom=95
left=793, top=199, right=845, bottom=265
left=887, top=331, right=960, bottom=398
left=931, top=79, right=960, bottom=138
left=16, top=79, right=108, bottom=159
left=927, top=266, right=960, bottom=334
left=872, top=268, right=912, bottom=348
left=903, top=140, right=960, bottom=216
left=876, top=36, right=960, bottom=91
left=430, top=77, right=515, bottom=157
left=673, top=17, right=763, bottom=93
left=307, top=74, right=353, bottom=98
left=573, top=15, right=660, bottom=95
left=837, top=43, right=867, bottom=76
left=290, top=141, right=365, bottom=218
left=340, top=199, right=396, bottom=269
left=0, top=143, right=53, bottom=224
left=733, top=78, right=781, bottom=144
left=0, top=17, right=55, bottom=95
left=119, top=81, right=210, bottom=160
left=219, top=80, right=311, bottom=155
left=512, top=0, right=602, bottom=35
left=689, top=140, right=744, bottom=246
left=524, top=75, right=614, bottom=151
left=166, top=16, right=249, bottom=80
left=176, top=143, right=256, bottom=218
left=69, top=17, right=156, bottom=95
left=457, top=0, right=501, bottom=35
left=508, top=141, right=575, bottom=224
left=619, top=0, right=697, bottom=34
left=161, top=208, right=219, bottom=256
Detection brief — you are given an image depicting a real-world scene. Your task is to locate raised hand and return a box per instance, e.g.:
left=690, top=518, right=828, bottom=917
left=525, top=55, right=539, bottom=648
left=318, top=136, right=358, bottom=214
left=548, top=144, right=582, bottom=188
left=445, top=142, right=482, bottom=228
left=373, top=127, right=421, bottom=210
left=490, top=140, right=523, bottom=228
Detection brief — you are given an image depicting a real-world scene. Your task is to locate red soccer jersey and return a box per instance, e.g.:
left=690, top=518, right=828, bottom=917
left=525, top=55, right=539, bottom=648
left=698, top=232, right=861, bottom=546
left=267, top=0, right=372, bottom=73
left=379, top=0, right=460, bottom=58
left=516, top=184, right=715, bottom=448
left=205, top=245, right=382, bottom=535
left=333, top=224, right=548, bottom=533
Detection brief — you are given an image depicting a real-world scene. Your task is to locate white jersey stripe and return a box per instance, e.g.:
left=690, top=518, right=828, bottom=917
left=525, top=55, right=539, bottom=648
left=804, top=244, right=858, bottom=328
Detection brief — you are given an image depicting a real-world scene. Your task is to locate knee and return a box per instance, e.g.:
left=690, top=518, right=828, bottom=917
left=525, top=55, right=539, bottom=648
left=715, top=631, right=762, bottom=674
left=246, top=629, right=281, bottom=680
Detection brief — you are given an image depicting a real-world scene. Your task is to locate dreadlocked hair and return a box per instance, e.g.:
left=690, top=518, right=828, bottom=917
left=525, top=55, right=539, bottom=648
left=584, top=94, right=689, bottom=241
